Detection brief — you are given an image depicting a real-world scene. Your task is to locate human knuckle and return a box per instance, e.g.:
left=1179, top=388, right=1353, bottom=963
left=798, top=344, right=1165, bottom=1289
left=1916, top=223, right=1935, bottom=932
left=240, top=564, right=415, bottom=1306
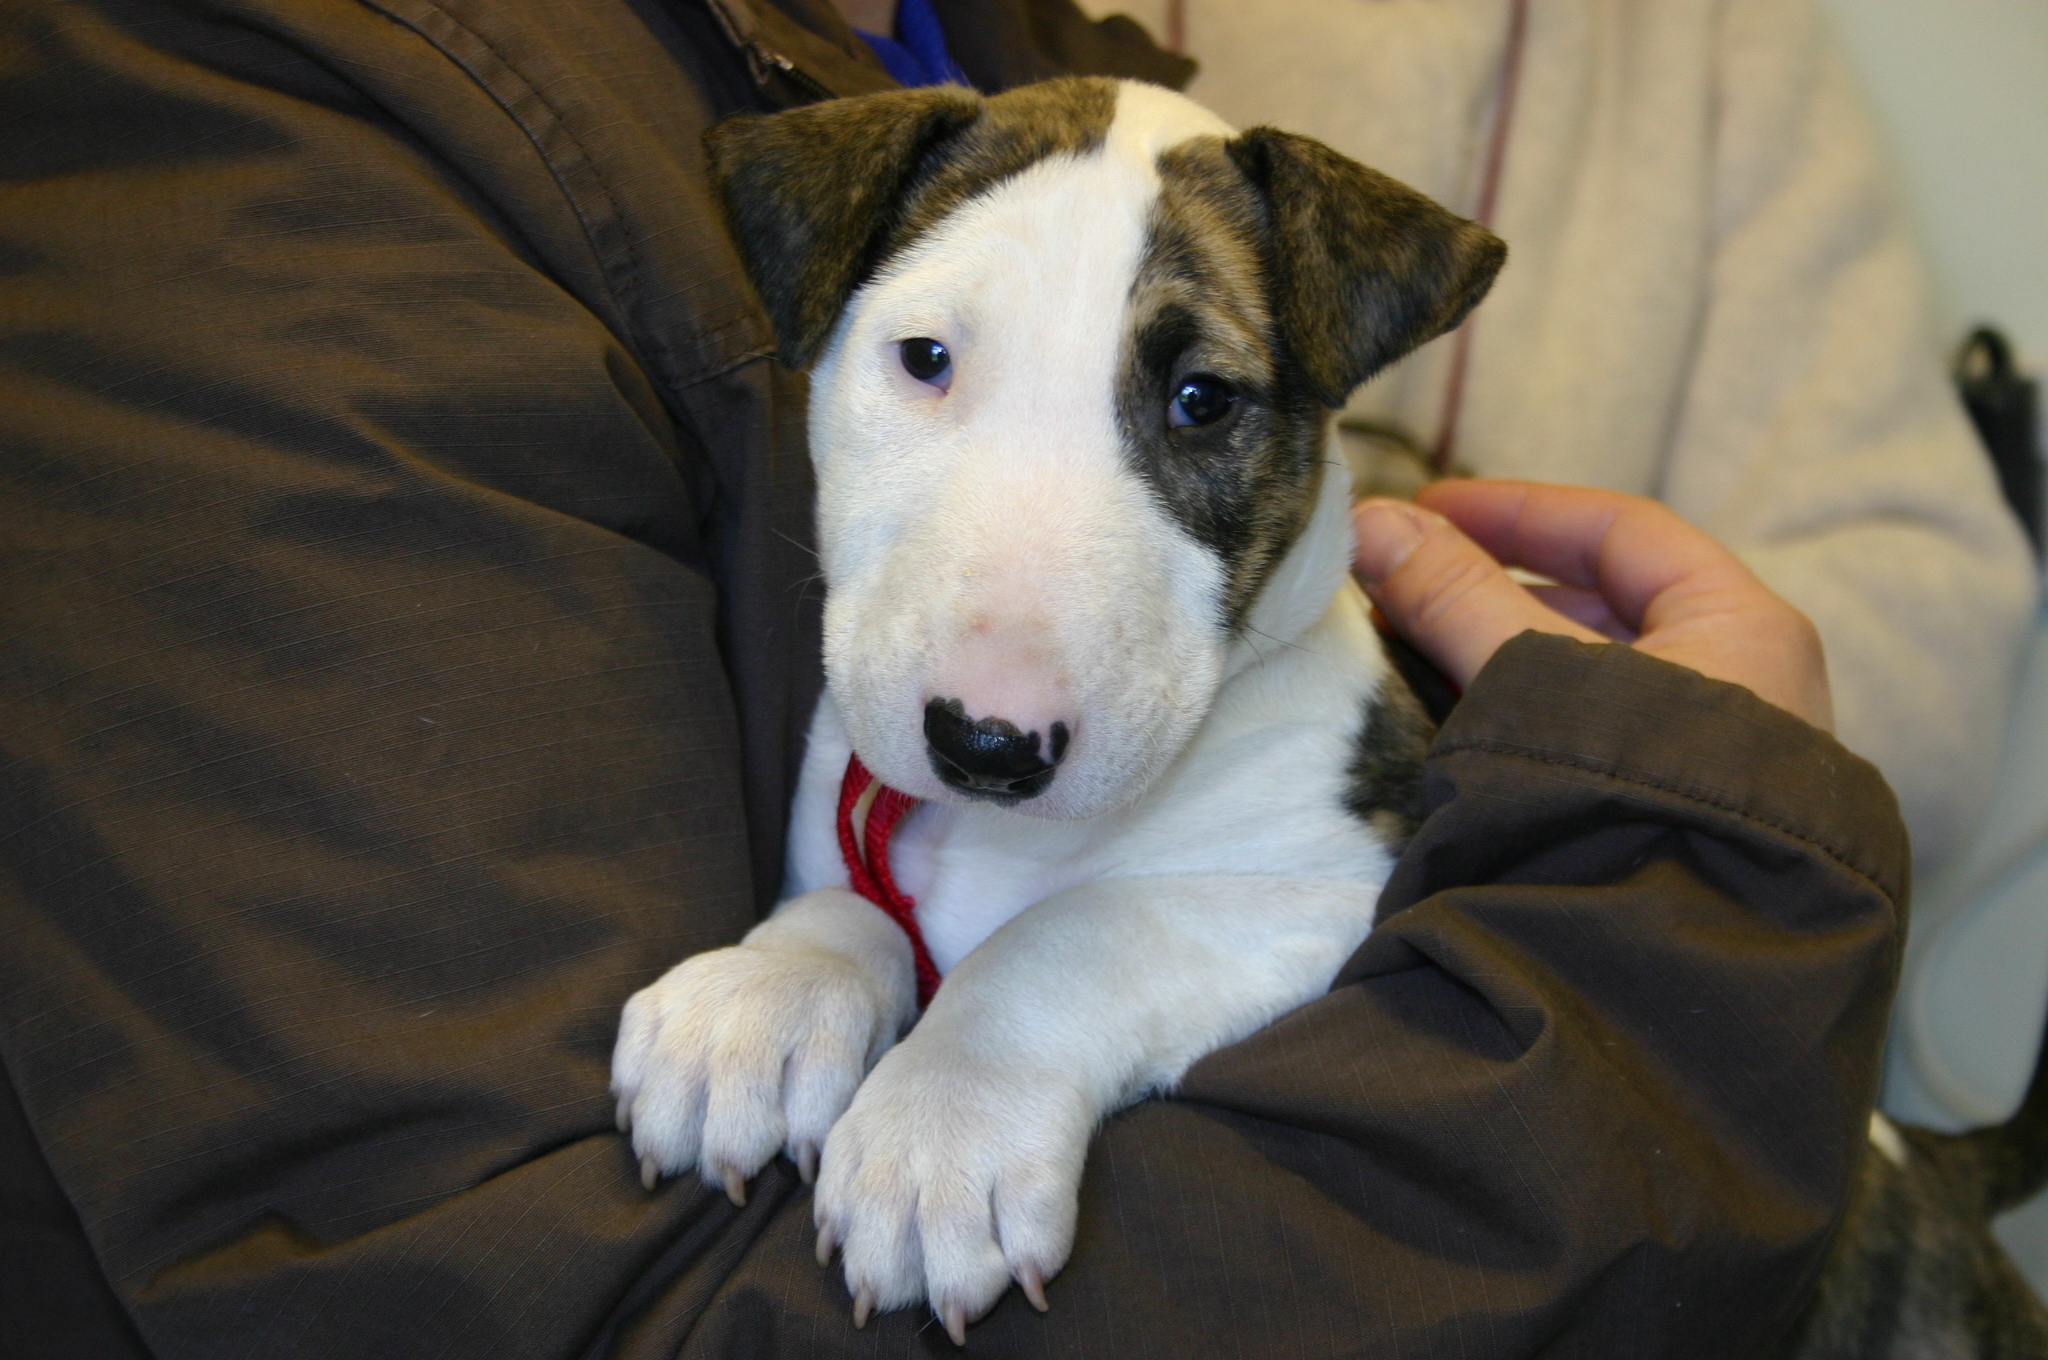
left=1412, top=553, right=1493, bottom=625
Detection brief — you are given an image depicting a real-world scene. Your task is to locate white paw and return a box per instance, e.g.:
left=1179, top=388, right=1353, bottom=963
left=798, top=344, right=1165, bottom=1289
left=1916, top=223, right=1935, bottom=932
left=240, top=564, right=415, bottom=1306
left=611, top=934, right=903, bottom=1201
left=814, top=1036, right=1093, bottom=1342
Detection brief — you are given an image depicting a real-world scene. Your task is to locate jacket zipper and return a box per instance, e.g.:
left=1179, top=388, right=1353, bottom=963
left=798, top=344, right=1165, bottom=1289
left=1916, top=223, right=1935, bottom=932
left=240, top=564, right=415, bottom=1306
left=703, top=0, right=836, bottom=101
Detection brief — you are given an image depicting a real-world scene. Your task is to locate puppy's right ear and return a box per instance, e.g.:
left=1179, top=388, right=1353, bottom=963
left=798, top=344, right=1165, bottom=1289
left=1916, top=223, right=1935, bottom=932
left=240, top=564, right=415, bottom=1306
left=707, top=88, right=984, bottom=369
left=1227, top=128, right=1506, bottom=407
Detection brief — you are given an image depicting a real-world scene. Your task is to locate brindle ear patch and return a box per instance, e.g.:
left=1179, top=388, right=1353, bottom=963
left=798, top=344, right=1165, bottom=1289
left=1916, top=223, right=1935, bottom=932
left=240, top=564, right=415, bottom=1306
left=705, top=78, right=1121, bottom=372
left=705, top=88, right=983, bottom=369
left=1122, top=136, right=1323, bottom=627
left=1226, top=127, right=1507, bottom=407
left=873, top=78, right=1119, bottom=275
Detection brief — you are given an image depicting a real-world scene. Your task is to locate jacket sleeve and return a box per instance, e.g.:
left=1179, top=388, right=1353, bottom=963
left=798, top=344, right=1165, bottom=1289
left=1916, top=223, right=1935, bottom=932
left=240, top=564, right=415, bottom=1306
left=1660, top=0, right=2036, bottom=871
left=650, top=633, right=1904, bottom=1358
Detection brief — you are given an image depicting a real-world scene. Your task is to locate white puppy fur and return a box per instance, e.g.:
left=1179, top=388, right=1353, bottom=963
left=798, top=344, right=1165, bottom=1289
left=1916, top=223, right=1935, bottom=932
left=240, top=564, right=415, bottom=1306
left=813, top=88, right=1243, bottom=823
left=611, top=80, right=1485, bottom=1341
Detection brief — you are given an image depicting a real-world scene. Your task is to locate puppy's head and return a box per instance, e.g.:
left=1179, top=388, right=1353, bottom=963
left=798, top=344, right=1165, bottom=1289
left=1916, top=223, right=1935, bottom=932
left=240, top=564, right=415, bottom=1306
left=709, top=78, right=1502, bottom=818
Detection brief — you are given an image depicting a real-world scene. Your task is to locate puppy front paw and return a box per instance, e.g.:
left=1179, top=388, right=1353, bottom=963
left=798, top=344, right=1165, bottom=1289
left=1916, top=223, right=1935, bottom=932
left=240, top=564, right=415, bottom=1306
left=612, top=930, right=903, bottom=1201
left=814, top=1037, right=1093, bottom=1342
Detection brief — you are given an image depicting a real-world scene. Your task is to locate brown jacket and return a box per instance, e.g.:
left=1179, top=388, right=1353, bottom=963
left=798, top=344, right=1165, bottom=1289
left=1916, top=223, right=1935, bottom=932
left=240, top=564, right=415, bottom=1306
left=0, top=1, right=1901, bottom=1355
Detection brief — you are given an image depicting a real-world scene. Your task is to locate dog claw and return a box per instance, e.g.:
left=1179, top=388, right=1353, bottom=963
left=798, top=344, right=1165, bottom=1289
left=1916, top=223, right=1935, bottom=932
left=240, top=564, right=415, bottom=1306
left=1019, top=1265, right=1049, bottom=1313
left=853, top=1289, right=875, bottom=1329
left=614, top=1097, right=630, bottom=1133
left=720, top=1166, right=747, bottom=1207
left=639, top=1155, right=659, bottom=1192
left=814, top=1225, right=836, bottom=1266
left=795, top=1143, right=818, bottom=1184
left=941, top=1302, right=967, bottom=1347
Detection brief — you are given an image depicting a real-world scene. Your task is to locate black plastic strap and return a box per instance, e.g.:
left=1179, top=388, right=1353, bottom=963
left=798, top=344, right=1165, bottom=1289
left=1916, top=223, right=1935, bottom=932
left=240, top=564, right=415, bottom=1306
left=1956, top=326, right=2043, bottom=557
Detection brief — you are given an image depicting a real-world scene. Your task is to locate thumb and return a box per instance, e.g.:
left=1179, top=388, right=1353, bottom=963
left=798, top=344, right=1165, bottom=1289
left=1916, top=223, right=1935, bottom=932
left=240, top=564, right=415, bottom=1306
left=1352, top=497, right=1605, bottom=689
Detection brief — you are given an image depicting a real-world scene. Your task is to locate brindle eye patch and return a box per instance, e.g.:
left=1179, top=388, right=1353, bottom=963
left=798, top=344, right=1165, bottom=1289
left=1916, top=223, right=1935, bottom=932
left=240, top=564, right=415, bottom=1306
left=900, top=337, right=952, bottom=387
left=1167, top=373, right=1237, bottom=428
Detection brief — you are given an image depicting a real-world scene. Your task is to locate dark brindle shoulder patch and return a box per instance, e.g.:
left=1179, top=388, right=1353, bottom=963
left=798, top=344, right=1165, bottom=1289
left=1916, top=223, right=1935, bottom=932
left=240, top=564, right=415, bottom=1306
left=1344, top=667, right=1435, bottom=850
left=1783, top=1120, right=2048, bottom=1356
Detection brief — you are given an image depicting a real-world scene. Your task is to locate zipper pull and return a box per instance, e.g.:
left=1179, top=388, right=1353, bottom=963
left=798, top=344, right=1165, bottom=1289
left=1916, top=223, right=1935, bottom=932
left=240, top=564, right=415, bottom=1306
left=704, top=0, right=832, bottom=100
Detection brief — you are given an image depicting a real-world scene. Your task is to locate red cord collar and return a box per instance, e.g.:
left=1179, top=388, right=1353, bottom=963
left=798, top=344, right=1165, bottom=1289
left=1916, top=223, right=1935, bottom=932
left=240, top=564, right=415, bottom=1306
left=837, top=754, right=939, bottom=1007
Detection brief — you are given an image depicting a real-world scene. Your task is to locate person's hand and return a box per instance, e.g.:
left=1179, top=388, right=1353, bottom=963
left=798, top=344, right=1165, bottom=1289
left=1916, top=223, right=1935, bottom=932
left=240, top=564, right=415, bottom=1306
left=1352, top=480, right=1834, bottom=732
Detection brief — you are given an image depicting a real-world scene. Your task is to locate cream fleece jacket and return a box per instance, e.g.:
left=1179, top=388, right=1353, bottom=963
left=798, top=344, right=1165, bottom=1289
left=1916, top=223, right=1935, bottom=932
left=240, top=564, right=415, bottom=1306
left=1093, top=0, right=2037, bottom=870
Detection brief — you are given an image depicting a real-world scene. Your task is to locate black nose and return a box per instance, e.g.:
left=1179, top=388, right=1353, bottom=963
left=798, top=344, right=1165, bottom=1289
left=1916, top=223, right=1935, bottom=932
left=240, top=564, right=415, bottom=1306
left=923, top=698, right=1070, bottom=802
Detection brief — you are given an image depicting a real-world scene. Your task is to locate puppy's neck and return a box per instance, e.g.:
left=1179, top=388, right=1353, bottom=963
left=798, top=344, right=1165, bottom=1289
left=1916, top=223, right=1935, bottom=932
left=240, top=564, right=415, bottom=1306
left=1223, top=442, right=1357, bottom=680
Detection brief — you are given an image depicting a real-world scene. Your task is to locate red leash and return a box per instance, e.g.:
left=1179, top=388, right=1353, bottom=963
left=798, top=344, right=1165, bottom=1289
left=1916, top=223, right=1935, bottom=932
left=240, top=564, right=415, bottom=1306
left=837, top=754, right=940, bottom=1007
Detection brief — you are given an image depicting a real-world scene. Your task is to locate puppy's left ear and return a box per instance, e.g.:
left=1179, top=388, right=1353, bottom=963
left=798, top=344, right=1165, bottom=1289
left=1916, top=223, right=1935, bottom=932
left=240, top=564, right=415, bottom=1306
left=1227, top=128, right=1507, bottom=407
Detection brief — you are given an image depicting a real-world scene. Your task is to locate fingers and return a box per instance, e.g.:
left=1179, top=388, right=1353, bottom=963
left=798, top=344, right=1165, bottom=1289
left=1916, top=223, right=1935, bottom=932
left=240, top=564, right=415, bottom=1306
left=1390, top=481, right=1834, bottom=731
left=1413, top=479, right=1759, bottom=634
left=1526, top=583, right=1636, bottom=642
left=1353, top=497, right=1605, bottom=689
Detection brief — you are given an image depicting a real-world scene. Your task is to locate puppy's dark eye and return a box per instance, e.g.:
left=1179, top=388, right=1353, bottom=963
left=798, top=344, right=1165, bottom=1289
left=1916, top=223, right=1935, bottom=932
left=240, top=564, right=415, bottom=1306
left=900, top=337, right=951, bottom=385
left=1168, top=374, right=1236, bottom=428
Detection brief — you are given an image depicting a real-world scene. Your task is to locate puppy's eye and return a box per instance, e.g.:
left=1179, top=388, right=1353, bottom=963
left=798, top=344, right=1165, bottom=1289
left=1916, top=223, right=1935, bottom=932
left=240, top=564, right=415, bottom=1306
left=899, top=337, right=951, bottom=385
left=1168, top=374, right=1236, bottom=428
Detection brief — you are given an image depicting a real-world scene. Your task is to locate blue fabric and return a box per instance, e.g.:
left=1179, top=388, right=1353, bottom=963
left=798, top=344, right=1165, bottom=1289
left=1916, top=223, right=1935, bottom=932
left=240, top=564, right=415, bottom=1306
left=855, top=0, right=968, bottom=88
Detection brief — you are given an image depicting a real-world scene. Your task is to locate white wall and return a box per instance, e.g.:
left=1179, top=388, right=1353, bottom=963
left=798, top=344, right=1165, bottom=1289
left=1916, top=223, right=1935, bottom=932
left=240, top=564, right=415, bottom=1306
left=1827, top=0, right=2048, bottom=1292
left=1819, top=0, right=2048, bottom=371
